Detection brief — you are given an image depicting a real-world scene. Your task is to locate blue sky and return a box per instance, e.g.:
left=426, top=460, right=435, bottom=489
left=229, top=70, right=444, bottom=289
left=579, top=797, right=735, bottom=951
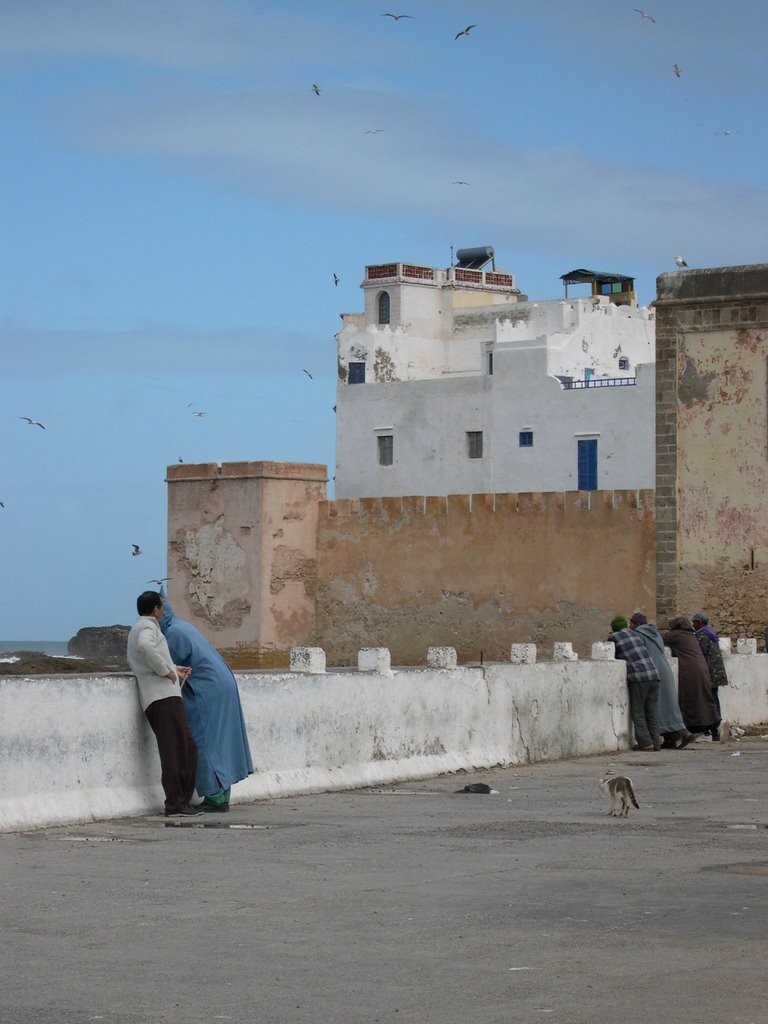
left=1, top=0, right=766, bottom=639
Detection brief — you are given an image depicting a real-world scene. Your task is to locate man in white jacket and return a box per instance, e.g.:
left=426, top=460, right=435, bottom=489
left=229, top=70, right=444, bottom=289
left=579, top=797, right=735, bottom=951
left=127, top=591, right=202, bottom=816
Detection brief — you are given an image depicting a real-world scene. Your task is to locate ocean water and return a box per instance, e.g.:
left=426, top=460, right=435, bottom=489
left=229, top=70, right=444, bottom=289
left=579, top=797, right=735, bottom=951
left=0, top=640, right=72, bottom=657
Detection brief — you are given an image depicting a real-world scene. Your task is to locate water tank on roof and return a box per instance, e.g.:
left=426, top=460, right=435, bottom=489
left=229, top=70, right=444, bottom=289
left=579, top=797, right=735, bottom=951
left=455, top=246, right=495, bottom=270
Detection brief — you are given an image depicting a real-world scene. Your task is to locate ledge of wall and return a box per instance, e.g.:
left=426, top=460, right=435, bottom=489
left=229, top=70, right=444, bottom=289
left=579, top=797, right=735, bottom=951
left=2, top=650, right=766, bottom=834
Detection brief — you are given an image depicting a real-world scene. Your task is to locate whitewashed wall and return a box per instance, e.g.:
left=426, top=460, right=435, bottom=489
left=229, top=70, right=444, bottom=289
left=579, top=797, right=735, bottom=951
left=2, top=649, right=765, bottom=834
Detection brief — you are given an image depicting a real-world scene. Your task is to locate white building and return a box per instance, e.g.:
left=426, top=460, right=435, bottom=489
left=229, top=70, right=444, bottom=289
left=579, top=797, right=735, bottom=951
left=335, top=255, right=656, bottom=498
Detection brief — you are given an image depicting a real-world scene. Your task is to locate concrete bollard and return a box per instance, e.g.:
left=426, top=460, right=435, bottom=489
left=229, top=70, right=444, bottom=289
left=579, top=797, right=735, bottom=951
left=736, top=638, right=757, bottom=656
left=289, top=647, right=326, bottom=674
left=718, top=637, right=732, bottom=656
left=591, top=642, right=615, bottom=661
left=553, top=642, right=578, bottom=662
left=358, top=648, right=391, bottom=673
left=427, top=646, right=457, bottom=670
left=510, top=643, right=537, bottom=665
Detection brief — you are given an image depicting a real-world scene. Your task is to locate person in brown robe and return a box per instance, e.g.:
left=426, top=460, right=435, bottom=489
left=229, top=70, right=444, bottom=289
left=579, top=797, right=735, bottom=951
left=662, top=616, right=720, bottom=736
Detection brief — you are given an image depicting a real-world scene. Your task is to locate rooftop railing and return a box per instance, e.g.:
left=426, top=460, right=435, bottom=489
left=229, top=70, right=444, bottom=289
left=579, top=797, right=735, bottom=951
left=561, top=377, right=637, bottom=390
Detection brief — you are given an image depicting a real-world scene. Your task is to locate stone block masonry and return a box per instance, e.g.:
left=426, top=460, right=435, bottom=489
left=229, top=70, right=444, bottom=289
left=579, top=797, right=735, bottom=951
left=314, top=489, right=656, bottom=666
left=3, top=643, right=766, bottom=833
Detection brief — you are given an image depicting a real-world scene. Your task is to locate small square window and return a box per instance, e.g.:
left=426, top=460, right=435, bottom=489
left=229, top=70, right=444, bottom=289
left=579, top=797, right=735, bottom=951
left=467, top=431, right=483, bottom=459
left=377, top=435, right=393, bottom=466
left=618, top=356, right=630, bottom=370
left=519, top=431, right=533, bottom=448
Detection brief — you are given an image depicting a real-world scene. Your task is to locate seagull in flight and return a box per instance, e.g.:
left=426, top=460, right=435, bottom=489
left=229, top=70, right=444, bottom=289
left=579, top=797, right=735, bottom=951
left=716, top=129, right=737, bottom=136
left=312, top=83, right=321, bottom=96
left=302, top=369, right=314, bottom=380
left=633, top=9, right=656, bottom=22
left=0, top=501, right=5, bottom=508
left=333, top=273, right=340, bottom=286
left=454, top=24, right=476, bottom=40
left=191, top=410, right=205, bottom=417
left=452, top=180, right=470, bottom=186
left=382, top=12, right=413, bottom=20
left=147, top=578, right=171, bottom=585
left=364, top=129, right=385, bottom=134
left=675, top=255, right=688, bottom=268
left=20, top=416, right=45, bottom=429
left=672, top=63, right=682, bottom=77
left=132, top=544, right=142, bottom=557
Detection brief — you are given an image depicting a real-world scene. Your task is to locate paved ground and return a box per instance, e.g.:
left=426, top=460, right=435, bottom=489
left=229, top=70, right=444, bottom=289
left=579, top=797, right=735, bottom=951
left=2, top=734, right=766, bottom=1024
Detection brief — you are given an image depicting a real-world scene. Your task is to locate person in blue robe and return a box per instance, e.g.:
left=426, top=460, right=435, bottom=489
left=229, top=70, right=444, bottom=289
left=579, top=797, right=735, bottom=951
left=159, top=589, right=253, bottom=811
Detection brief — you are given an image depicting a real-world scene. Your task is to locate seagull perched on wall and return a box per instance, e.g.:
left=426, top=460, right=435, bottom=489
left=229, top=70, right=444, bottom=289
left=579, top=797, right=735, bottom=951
left=675, top=255, right=688, bottom=268
left=312, top=83, right=321, bottom=96
left=455, top=24, right=476, bottom=40
left=20, top=416, right=45, bottom=429
left=382, top=12, right=413, bottom=20
left=633, top=8, right=656, bottom=22
left=673, top=63, right=682, bottom=77
left=132, top=544, right=142, bottom=557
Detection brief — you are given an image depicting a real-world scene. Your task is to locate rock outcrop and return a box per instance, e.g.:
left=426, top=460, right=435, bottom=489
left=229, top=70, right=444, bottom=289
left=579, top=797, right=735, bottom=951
left=68, top=625, right=130, bottom=668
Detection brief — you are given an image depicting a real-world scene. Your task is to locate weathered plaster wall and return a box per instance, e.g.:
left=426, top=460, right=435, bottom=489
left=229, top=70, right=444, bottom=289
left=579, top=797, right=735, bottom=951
left=655, top=265, right=768, bottom=633
left=4, top=649, right=766, bottom=833
left=166, top=462, right=327, bottom=666
left=314, top=490, right=656, bottom=665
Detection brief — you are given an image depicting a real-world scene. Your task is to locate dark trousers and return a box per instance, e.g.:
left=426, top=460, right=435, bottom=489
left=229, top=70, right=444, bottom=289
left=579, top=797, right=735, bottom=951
left=628, top=678, right=660, bottom=748
left=145, top=696, right=198, bottom=815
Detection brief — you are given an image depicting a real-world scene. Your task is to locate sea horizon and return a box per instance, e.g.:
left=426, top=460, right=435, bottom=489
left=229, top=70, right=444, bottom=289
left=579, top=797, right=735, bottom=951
left=0, top=640, right=71, bottom=657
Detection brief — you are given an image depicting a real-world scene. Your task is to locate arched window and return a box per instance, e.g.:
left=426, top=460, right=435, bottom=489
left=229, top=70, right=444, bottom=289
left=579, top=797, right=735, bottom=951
left=377, top=291, right=391, bottom=325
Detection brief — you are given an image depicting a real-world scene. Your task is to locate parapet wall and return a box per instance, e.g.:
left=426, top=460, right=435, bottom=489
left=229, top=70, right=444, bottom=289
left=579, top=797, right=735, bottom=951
left=3, top=643, right=766, bottom=834
left=316, top=490, right=656, bottom=665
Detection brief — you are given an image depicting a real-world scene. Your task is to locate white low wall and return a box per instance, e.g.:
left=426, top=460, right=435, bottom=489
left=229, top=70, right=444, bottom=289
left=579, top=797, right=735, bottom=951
left=2, top=647, right=766, bottom=833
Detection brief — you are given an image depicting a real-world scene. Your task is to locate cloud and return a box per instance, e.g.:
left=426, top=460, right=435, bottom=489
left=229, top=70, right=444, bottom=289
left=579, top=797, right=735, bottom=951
left=68, top=82, right=768, bottom=269
left=0, top=324, right=333, bottom=377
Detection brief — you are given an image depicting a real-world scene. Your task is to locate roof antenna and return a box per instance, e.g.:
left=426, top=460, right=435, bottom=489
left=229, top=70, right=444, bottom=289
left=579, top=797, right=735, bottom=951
left=450, top=244, right=454, bottom=268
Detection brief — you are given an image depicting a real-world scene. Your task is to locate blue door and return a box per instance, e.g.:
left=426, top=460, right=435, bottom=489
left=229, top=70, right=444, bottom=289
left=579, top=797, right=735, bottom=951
left=578, top=439, right=598, bottom=490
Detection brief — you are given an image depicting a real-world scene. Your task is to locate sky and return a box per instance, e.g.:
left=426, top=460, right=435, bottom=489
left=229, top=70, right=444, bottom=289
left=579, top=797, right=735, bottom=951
left=1, top=0, right=766, bottom=639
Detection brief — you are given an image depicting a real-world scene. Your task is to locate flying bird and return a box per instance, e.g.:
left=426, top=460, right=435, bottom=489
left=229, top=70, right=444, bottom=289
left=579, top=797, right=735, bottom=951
left=191, top=411, right=205, bottom=417
left=302, top=369, right=314, bottom=380
left=633, top=9, right=655, bottom=22
left=452, top=180, right=470, bottom=185
left=333, top=273, right=340, bottom=286
left=312, top=83, right=321, bottom=96
left=20, top=416, right=45, bottom=429
left=675, top=255, right=688, bottom=268
left=672, top=63, right=682, bottom=77
left=382, top=13, right=413, bottom=19
left=147, top=578, right=171, bottom=585
left=716, top=129, right=737, bottom=136
left=454, top=24, right=476, bottom=40
left=0, top=501, right=5, bottom=508
left=364, top=129, right=385, bottom=134
left=132, top=544, right=142, bottom=557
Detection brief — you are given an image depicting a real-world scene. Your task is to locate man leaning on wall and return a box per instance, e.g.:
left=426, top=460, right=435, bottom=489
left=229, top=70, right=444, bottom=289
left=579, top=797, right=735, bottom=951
left=126, top=590, right=203, bottom=817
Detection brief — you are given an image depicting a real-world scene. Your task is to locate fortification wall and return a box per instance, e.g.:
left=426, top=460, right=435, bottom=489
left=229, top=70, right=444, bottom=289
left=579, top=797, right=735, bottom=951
left=315, top=490, right=656, bottom=666
left=3, top=644, right=766, bottom=834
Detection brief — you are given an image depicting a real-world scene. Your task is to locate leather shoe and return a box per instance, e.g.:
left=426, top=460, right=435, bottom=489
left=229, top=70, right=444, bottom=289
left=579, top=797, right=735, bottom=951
left=167, top=803, right=203, bottom=817
left=201, top=801, right=229, bottom=813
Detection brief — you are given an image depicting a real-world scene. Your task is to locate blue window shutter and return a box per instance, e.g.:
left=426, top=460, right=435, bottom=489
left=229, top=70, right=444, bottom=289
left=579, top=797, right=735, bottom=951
left=578, top=439, right=598, bottom=490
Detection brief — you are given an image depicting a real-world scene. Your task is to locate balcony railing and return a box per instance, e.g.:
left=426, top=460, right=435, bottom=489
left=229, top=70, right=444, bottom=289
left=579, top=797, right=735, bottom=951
left=364, top=263, right=519, bottom=292
left=561, top=377, right=637, bottom=390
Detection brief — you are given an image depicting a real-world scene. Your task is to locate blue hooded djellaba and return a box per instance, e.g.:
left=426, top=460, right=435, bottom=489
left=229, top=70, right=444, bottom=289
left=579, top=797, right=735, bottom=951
left=159, top=591, right=253, bottom=800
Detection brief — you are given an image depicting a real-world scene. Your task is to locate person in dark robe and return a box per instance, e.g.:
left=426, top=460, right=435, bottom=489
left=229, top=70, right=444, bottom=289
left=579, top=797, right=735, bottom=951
left=662, top=616, right=720, bottom=738
left=632, top=615, right=695, bottom=749
left=692, top=612, right=728, bottom=739
left=159, top=589, right=253, bottom=812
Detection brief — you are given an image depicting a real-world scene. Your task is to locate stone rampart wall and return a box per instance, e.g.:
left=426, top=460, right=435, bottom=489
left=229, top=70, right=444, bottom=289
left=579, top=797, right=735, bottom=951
left=315, top=490, right=656, bottom=665
left=2, top=643, right=766, bottom=834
